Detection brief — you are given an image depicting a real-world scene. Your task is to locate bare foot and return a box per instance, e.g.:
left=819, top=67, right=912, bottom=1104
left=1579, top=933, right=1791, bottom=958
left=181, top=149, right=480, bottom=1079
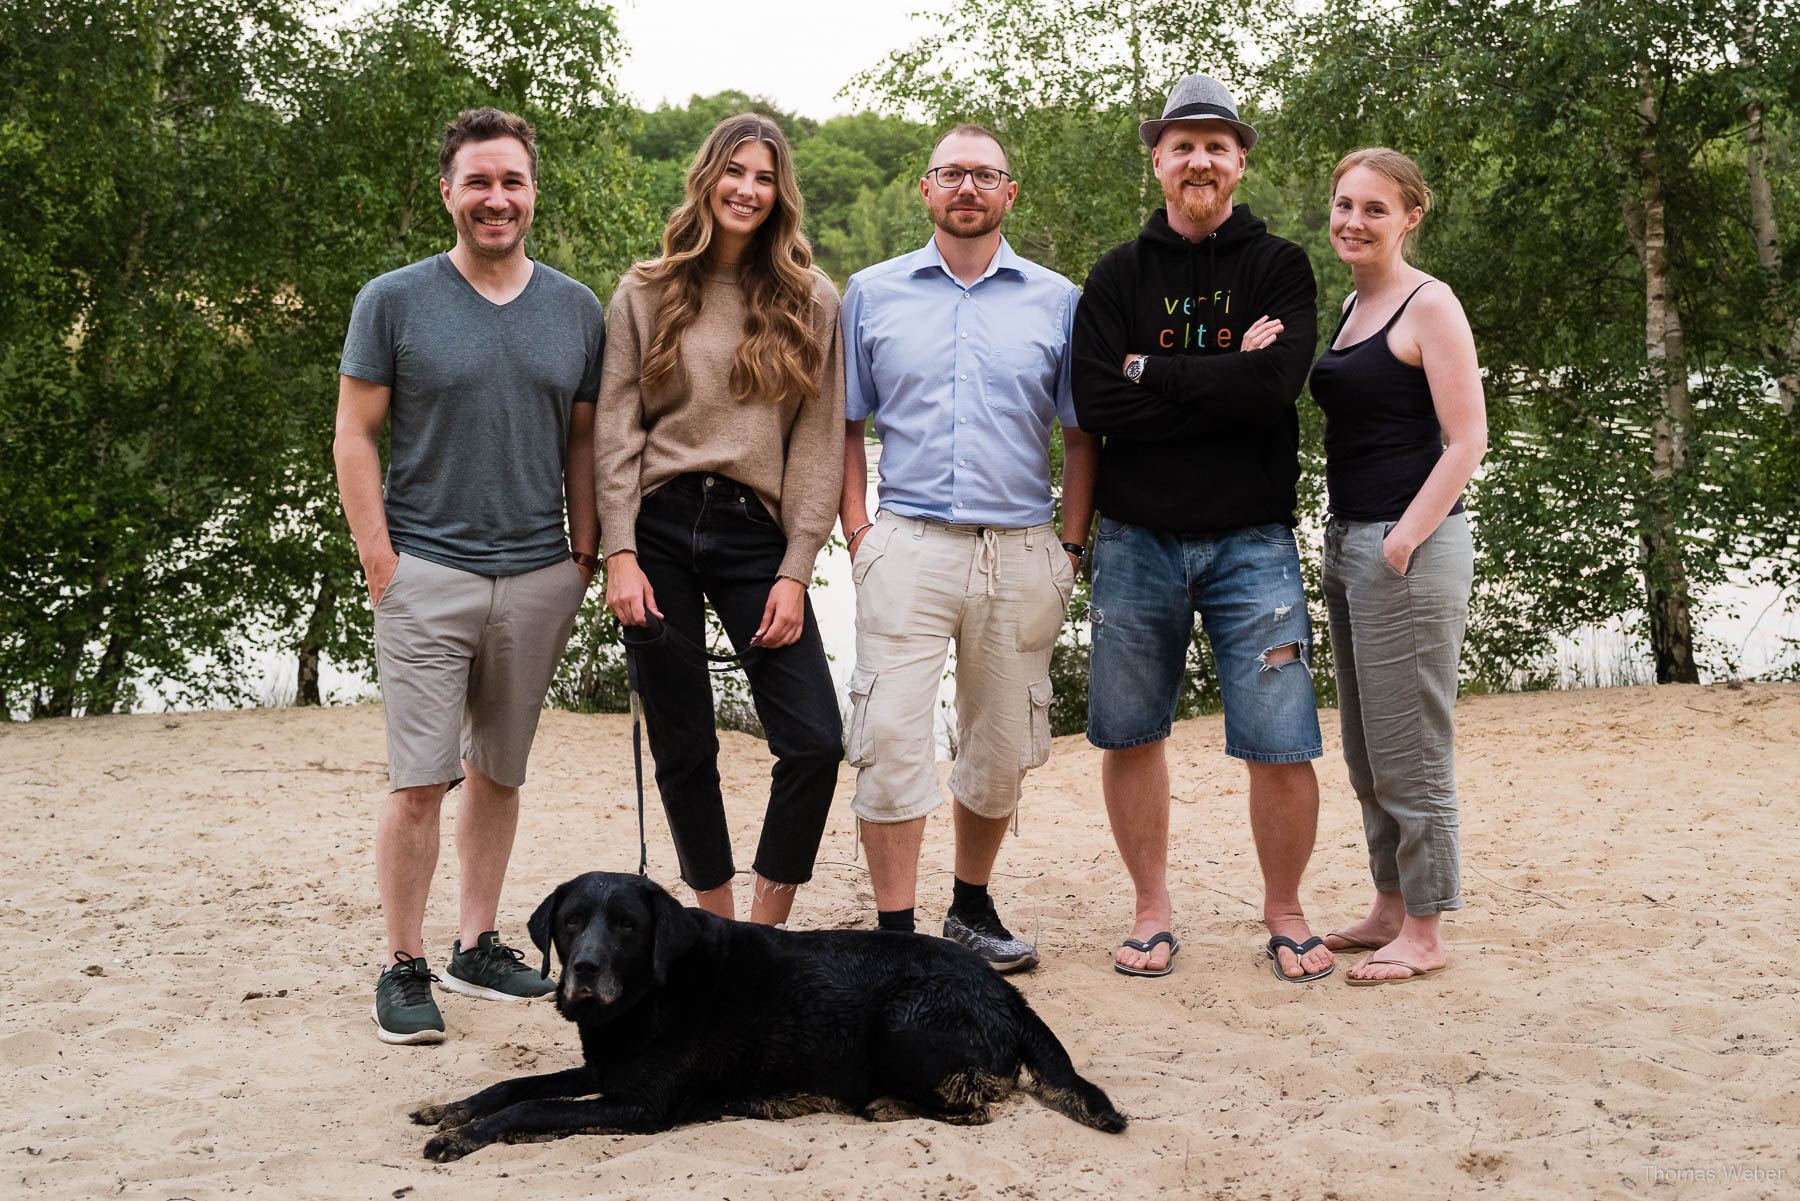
left=1347, top=931, right=1446, bottom=982
left=1264, top=904, right=1333, bottom=979
left=1323, top=892, right=1408, bottom=952
left=1114, top=912, right=1176, bottom=974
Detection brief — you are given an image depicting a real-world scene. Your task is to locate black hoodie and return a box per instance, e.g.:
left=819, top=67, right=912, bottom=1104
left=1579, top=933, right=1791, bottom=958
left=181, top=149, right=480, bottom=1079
left=1071, top=204, right=1317, bottom=534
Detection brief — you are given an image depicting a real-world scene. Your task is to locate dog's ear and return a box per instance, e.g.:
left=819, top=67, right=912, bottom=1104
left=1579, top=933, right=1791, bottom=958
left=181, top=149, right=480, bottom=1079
left=527, top=880, right=570, bottom=979
left=648, top=881, right=699, bottom=985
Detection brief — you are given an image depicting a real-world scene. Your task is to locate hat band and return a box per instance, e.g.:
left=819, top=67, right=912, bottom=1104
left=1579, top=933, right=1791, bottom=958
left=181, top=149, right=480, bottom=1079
left=1161, top=101, right=1241, bottom=124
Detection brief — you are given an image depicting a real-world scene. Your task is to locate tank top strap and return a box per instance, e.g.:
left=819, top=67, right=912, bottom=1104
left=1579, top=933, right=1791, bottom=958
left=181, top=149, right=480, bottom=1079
left=1382, top=279, right=1439, bottom=332
left=1327, top=291, right=1358, bottom=342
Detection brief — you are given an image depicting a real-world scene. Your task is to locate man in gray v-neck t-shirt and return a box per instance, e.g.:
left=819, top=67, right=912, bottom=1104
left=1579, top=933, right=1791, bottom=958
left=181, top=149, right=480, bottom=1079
left=333, top=107, right=604, bottom=1047
left=341, top=252, right=604, bottom=574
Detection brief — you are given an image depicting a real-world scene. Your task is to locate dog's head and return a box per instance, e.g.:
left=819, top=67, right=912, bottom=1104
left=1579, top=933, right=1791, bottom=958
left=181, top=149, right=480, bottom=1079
left=527, top=872, right=700, bottom=1013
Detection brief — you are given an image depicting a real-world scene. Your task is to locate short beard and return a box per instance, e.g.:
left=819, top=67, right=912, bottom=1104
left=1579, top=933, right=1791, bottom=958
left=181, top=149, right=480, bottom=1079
left=455, top=210, right=530, bottom=259
left=932, top=204, right=1004, bottom=240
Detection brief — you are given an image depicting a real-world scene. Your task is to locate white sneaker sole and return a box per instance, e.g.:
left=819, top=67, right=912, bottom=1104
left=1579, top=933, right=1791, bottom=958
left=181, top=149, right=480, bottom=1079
left=439, top=970, right=550, bottom=1003
left=990, top=953, right=1039, bottom=974
left=370, top=1002, right=446, bottom=1045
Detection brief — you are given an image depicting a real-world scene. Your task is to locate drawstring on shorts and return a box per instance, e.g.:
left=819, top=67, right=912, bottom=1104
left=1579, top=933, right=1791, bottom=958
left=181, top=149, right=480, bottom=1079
left=975, top=527, right=1000, bottom=597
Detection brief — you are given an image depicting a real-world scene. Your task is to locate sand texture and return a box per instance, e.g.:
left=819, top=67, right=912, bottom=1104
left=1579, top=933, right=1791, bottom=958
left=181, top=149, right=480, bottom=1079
left=3, top=683, right=1797, bottom=1200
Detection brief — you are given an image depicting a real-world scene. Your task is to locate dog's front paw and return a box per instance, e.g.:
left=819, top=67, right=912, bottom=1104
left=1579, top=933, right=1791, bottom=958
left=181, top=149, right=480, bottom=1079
left=411, top=1101, right=473, bottom=1128
left=422, top=1127, right=485, bottom=1162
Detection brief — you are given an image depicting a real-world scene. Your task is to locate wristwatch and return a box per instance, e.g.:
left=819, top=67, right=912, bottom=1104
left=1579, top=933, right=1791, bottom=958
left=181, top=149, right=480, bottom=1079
left=570, top=551, right=601, bottom=571
left=1061, top=541, right=1088, bottom=563
left=1124, top=355, right=1147, bottom=382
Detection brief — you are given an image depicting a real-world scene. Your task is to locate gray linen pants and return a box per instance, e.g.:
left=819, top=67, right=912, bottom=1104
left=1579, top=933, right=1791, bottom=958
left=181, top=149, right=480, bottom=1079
left=1321, top=512, right=1473, bottom=915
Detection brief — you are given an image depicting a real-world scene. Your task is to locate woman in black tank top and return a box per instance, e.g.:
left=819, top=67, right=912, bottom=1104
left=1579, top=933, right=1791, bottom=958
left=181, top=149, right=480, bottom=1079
left=1307, top=149, right=1488, bottom=986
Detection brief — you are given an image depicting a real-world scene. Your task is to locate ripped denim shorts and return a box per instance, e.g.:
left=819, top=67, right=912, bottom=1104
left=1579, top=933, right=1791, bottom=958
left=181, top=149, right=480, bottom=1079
left=1085, top=516, right=1322, bottom=762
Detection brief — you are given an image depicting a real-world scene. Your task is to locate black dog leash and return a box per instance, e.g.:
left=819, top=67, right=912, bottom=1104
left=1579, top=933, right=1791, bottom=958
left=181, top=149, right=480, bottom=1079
left=624, top=642, right=650, bottom=877
left=620, top=612, right=763, bottom=673
left=620, top=613, right=761, bottom=877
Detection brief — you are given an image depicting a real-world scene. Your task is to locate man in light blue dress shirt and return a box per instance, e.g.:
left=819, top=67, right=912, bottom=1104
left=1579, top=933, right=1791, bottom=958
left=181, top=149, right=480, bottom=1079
left=837, top=124, right=1099, bottom=972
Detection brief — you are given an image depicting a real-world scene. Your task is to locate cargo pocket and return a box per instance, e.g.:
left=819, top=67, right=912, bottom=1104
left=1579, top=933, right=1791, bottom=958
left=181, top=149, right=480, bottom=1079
left=846, top=667, right=879, bottom=768
left=1021, top=677, right=1053, bottom=769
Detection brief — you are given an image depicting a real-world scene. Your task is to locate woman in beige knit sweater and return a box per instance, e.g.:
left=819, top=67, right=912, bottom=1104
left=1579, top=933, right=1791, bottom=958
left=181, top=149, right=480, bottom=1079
left=596, top=114, right=845, bottom=927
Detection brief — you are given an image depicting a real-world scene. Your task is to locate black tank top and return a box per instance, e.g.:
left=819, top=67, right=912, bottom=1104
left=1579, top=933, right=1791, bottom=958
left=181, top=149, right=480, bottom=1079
left=1308, top=281, right=1464, bottom=523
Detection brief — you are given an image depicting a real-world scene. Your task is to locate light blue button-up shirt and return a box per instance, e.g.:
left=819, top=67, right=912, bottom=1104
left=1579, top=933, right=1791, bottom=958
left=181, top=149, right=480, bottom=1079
left=843, top=236, right=1081, bottom=527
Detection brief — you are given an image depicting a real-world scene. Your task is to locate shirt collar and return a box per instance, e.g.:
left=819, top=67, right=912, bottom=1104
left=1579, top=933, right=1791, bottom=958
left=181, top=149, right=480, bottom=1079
left=909, top=235, right=1025, bottom=286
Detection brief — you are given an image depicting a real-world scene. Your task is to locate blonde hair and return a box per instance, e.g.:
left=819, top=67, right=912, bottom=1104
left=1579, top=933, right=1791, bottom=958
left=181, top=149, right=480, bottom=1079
left=1330, top=147, right=1433, bottom=258
left=636, top=115, right=821, bottom=405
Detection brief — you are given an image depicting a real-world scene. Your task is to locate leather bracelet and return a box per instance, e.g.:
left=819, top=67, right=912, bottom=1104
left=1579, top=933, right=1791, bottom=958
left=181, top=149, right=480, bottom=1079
left=847, top=522, right=874, bottom=542
left=1061, top=541, right=1088, bottom=561
left=570, top=551, right=601, bottom=570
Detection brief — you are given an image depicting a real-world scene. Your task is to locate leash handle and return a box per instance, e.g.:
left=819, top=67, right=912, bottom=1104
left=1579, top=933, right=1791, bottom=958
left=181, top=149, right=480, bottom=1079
left=620, top=612, right=759, bottom=674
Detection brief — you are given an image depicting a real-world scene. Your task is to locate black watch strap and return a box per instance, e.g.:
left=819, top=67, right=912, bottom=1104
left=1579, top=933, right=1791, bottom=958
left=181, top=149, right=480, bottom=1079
left=1061, top=541, right=1088, bottom=561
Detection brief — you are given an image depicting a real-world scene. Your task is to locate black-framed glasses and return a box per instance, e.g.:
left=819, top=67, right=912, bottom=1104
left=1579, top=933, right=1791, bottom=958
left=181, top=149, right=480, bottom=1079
left=926, top=165, right=1012, bottom=191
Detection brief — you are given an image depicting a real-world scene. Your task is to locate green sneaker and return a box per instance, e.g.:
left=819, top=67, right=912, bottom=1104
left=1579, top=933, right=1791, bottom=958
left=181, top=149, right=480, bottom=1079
left=372, top=952, right=446, bottom=1045
left=442, top=931, right=555, bottom=1001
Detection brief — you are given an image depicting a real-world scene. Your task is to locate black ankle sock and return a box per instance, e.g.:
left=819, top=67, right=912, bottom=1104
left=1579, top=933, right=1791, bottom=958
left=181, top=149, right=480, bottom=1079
left=877, top=908, right=916, bottom=933
left=950, top=877, right=990, bottom=915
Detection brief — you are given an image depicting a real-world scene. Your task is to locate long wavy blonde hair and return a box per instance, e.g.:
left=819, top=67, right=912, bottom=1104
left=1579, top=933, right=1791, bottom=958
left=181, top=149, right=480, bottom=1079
left=636, top=115, right=822, bottom=404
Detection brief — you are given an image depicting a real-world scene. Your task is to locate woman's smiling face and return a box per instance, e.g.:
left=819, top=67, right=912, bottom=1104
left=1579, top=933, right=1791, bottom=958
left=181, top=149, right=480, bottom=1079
left=1330, top=164, right=1421, bottom=265
left=710, top=138, right=777, bottom=250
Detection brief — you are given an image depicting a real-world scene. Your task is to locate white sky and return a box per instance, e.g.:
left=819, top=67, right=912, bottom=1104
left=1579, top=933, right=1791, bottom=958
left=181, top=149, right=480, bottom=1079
left=610, top=0, right=941, bottom=120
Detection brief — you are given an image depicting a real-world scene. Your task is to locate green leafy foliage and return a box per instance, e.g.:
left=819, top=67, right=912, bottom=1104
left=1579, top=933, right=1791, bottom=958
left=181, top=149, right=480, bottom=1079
left=0, top=0, right=322, bottom=716
left=624, top=92, right=931, bottom=282
left=5, top=0, right=1794, bottom=723
left=1260, top=0, right=1800, bottom=685
left=0, top=0, right=655, bottom=717
left=861, top=0, right=1800, bottom=704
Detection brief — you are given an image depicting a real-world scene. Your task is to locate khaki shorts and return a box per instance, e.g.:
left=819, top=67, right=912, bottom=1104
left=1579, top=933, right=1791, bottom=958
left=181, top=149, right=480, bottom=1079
left=846, top=512, right=1076, bottom=822
left=373, top=552, right=586, bottom=791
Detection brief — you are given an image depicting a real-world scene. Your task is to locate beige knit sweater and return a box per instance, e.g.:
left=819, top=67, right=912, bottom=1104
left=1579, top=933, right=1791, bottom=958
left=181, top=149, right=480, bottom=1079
left=595, top=262, right=845, bottom=583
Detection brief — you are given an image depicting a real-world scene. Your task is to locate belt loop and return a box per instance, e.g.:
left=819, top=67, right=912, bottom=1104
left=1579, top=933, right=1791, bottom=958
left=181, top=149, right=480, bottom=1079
left=1023, top=525, right=1036, bottom=550
left=912, top=518, right=925, bottom=541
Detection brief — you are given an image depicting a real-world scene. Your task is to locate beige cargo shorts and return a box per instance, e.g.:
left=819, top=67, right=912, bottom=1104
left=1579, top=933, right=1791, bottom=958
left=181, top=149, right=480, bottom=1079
left=846, top=511, right=1076, bottom=822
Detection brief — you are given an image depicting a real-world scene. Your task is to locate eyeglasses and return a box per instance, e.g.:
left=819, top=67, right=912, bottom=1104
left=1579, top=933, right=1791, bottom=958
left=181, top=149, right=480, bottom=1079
left=926, top=166, right=1012, bottom=191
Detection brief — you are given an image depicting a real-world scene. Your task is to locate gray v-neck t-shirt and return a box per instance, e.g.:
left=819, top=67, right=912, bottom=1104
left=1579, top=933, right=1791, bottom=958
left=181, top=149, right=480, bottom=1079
left=340, top=253, right=605, bottom=576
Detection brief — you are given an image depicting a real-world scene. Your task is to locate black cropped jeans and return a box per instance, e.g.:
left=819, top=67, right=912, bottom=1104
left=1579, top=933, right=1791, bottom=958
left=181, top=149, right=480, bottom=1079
left=629, top=472, right=842, bottom=891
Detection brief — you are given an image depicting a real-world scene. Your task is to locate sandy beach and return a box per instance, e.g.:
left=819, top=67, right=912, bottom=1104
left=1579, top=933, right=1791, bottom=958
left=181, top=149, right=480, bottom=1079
left=4, top=682, right=1797, bottom=1200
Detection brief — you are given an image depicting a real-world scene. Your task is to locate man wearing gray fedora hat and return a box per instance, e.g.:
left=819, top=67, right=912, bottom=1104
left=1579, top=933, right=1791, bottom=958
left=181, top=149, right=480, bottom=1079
left=1071, top=73, right=1333, bottom=984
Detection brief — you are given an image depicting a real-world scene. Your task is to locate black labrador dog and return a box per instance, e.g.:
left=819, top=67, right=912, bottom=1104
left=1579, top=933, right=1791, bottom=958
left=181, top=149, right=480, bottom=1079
left=412, top=872, right=1125, bottom=1159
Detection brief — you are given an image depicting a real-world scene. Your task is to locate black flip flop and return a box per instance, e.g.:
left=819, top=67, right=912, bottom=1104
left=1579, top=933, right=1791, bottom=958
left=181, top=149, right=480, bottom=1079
left=1266, top=935, right=1334, bottom=983
left=1115, top=931, right=1179, bottom=977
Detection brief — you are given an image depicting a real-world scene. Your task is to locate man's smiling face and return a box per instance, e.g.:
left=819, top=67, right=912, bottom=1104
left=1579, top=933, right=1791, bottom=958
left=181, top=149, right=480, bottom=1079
left=441, top=136, right=536, bottom=260
left=1152, top=120, right=1245, bottom=232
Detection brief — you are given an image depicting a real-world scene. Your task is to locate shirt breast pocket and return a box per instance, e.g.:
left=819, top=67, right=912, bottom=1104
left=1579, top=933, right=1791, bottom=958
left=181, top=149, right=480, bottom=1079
left=983, top=337, right=1056, bottom=415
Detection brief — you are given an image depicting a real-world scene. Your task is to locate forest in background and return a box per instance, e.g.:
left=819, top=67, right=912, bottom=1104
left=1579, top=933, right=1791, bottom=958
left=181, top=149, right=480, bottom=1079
left=2, top=0, right=1797, bottom=727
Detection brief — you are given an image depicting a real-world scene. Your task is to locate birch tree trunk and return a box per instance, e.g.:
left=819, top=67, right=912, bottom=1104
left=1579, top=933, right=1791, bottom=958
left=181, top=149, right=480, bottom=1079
left=1630, top=68, right=1700, bottom=684
left=1129, top=0, right=1150, bottom=226
left=1737, top=15, right=1800, bottom=433
left=296, top=575, right=334, bottom=707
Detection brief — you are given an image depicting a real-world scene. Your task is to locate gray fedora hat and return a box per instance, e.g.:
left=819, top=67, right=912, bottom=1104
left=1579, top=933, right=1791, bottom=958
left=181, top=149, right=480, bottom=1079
left=1139, top=73, right=1258, bottom=151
